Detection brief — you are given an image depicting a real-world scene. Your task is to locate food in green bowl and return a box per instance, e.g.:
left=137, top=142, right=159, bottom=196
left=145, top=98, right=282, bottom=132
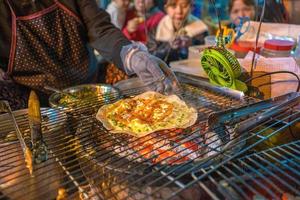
left=58, top=87, right=98, bottom=105
left=49, top=84, right=121, bottom=108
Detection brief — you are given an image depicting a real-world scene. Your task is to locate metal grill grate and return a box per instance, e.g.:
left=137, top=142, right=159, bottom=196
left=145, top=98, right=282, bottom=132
left=0, top=75, right=299, bottom=200
left=192, top=140, right=300, bottom=200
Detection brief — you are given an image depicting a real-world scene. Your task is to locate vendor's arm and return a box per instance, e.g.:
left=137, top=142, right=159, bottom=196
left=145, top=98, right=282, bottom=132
left=75, top=1, right=172, bottom=93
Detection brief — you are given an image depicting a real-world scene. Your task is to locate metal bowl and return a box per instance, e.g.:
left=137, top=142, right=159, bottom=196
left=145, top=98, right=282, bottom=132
left=114, top=77, right=145, bottom=92
left=49, top=84, right=121, bottom=109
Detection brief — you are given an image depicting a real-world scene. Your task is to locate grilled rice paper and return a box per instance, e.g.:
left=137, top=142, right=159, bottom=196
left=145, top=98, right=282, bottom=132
left=96, top=91, right=197, bottom=137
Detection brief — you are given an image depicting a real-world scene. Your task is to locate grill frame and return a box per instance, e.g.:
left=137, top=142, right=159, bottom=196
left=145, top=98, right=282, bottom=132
left=191, top=140, right=300, bottom=200
left=0, top=74, right=299, bottom=200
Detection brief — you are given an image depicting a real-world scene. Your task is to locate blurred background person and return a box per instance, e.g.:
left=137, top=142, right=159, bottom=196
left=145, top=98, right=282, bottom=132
left=261, top=0, right=288, bottom=23
left=106, top=0, right=130, bottom=29
left=229, top=0, right=288, bottom=25
left=228, top=0, right=255, bottom=27
left=147, top=0, right=208, bottom=63
left=122, top=0, right=164, bottom=43
left=283, top=0, right=300, bottom=24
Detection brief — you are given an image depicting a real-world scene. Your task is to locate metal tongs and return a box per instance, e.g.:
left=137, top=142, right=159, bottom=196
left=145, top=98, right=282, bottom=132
left=208, top=92, right=300, bottom=142
left=0, top=101, right=33, bottom=175
left=150, top=56, right=183, bottom=98
left=28, top=91, right=48, bottom=164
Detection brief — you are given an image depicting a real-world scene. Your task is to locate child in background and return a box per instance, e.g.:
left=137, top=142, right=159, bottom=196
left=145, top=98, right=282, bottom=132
left=147, top=0, right=208, bottom=63
left=106, top=0, right=130, bottom=29
left=122, top=0, right=164, bottom=43
left=229, top=0, right=288, bottom=24
left=229, top=0, right=255, bottom=27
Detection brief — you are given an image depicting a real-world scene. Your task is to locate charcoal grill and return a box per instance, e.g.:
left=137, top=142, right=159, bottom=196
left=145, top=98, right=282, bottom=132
left=0, top=73, right=299, bottom=200
left=191, top=140, right=300, bottom=200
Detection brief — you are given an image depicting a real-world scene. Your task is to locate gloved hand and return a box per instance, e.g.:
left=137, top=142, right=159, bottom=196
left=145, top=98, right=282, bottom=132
left=0, top=69, right=12, bottom=82
left=121, top=42, right=176, bottom=94
left=179, top=35, right=192, bottom=48
left=169, top=37, right=181, bottom=49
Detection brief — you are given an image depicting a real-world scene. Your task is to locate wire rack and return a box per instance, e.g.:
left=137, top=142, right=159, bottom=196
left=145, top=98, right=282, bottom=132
left=191, top=140, right=300, bottom=200
left=0, top=75, right=299, bottom=200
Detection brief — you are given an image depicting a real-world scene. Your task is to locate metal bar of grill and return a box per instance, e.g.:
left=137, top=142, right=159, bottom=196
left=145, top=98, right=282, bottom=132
left=0, top=75, right=299, bottom=200
left=192, top=140, right=300, bottom=200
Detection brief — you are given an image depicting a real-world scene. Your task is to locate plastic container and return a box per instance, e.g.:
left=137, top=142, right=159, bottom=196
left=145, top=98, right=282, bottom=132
left=261, top=39, right=295, bottom=58
left=293, top=35, right=300, bottom=65
left=204, top=35, right=216, bottom=46
left=230, top=41, right=262, bottom=58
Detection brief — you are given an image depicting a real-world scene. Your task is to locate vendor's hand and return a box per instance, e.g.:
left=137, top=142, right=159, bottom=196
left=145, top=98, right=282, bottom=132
left=170, top=37, right=181, bottom=49
left=179, top=35, right=192, bottom=48
left=131, top=52, right=175, bottom=93
left=121, top=43, right=174, bottom=94
left=0, top=69, right=5, bottom=81
left=0, top=69, right=12, bottom=82
left=126, top=17, right=142, bottom=33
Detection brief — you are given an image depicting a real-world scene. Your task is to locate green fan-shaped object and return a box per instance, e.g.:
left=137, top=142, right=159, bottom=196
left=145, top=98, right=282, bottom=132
left=201, top=37, right=248, bottom=92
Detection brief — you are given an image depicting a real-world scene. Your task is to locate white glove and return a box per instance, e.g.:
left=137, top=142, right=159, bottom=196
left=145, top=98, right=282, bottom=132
left=121, top=42, right=174, bottom=93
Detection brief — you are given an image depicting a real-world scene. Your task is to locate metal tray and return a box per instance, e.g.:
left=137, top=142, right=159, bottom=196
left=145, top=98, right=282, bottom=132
left=48, top=84, right=121, bottom=109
